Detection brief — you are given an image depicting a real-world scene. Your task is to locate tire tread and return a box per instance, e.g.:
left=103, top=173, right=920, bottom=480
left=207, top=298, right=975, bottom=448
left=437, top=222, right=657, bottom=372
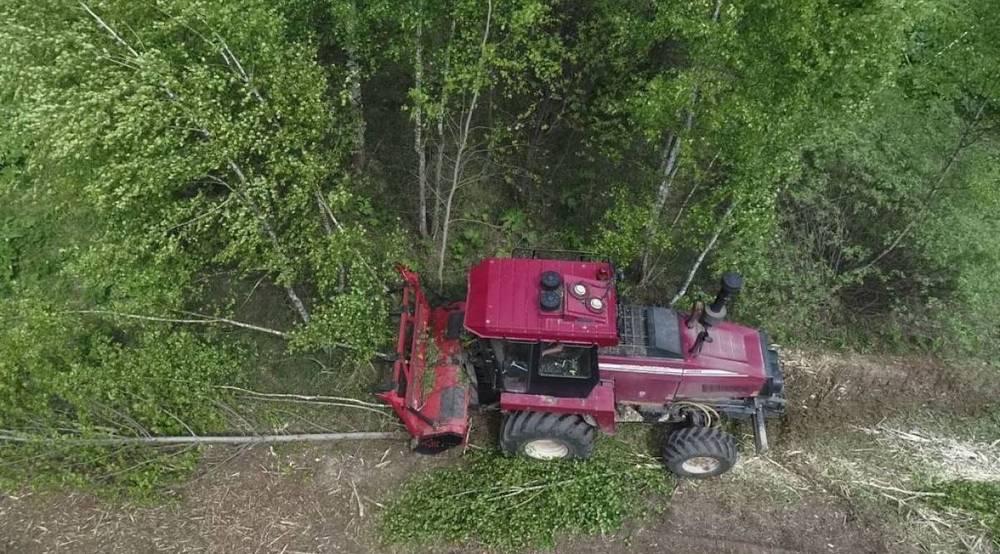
left=500, top=411, right=595, bottom=460
left=662, top=426, right=738, bottom=478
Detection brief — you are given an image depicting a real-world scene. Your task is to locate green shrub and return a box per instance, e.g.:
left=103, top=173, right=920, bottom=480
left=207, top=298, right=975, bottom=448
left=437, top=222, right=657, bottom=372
left=0, top=299, right=247, bottom=495
left=379, top=440, right=673, bottom=549
left=925, top=480, right=1000, bottom=546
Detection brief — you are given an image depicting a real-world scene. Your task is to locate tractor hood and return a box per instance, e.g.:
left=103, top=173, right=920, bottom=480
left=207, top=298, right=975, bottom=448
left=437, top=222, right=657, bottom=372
left=680, top=318, right=769, bottom=376
left=464, top=258, right=619, bottom=346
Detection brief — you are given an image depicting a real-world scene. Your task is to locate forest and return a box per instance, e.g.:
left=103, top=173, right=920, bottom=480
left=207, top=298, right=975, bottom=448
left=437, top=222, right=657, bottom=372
left=1, top=0, right=999, bottom=550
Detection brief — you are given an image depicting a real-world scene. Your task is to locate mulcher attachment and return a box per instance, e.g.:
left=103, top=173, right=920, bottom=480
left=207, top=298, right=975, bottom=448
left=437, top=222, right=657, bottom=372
left=377, top=267, right=470, bottom=453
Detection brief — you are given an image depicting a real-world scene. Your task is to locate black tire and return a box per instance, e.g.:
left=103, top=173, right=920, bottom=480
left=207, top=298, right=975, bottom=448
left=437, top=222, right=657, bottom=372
left=501, top=411, right=595, bottom=460
left=662, top=426, right=738, bottom=478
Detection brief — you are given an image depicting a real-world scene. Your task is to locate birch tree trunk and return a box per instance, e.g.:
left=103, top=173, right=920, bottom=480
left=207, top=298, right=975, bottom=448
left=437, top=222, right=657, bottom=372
left=226, top=160, right=311, bottom=324
left=431, top=119, right=446, bottom=238
left=669, top=201, right=737, bottom=307
left=437, top=97, right=478, bottom=285
left=414, top=21, right=429, bottom=237
left=640, top=132, right=683, bottom=280
left=347, top=55, right=366, bottom=172
left=639, top=0, right=723, bottom=283
left=436, top=1, right=492, bottom=285
left=430, top=21, right=457, bottom=240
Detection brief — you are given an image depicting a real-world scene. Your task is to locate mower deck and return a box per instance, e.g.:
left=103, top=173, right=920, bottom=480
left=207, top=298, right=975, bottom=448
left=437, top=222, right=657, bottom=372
left=378, top=269, right=470, bottom=452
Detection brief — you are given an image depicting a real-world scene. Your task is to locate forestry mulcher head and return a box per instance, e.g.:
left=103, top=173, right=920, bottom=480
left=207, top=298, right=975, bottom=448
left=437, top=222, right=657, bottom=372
left=376, top=267, right=471, bottom=453
left=379, top=253, right=786, bottom=477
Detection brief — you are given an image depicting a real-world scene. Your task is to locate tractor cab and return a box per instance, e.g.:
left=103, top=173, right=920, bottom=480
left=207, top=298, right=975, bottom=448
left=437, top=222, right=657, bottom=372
left=463, top=256, right=619, bottom=399
left=489, top=340, right=599, bottom=398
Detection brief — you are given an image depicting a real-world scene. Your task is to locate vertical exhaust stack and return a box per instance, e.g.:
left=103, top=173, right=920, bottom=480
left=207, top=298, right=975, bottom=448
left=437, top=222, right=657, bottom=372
left=689, top=272, right=743, bottom=355
left=701, top=272, right=743, bottom=327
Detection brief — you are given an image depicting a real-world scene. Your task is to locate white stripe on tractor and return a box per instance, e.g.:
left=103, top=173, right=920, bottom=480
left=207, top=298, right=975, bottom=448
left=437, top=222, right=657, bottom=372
left=687, top=369, right=743, bottom=376
left=599, top=363, right=744, bottom=377
left=599, top=363, right=683, bottom=375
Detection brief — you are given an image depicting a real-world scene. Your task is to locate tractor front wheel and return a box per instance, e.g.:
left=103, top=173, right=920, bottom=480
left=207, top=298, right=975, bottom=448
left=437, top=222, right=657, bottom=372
left=663, top=426, right=738, bottom=478
left=501, top=411, right=595, bottom=461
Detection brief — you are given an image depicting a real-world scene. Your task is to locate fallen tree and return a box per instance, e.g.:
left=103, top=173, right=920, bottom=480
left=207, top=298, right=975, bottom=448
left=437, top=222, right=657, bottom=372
left=0, top=431, right=403, bottom=446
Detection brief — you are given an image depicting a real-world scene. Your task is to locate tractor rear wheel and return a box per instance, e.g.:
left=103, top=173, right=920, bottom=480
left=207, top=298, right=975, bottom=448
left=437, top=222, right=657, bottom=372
left=662, top=426, right=738, bottom=478
left=501, top=411, right=595, bottom=461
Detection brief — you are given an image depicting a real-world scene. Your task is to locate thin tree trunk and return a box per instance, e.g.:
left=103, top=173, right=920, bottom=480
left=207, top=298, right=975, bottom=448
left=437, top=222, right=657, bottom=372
left=436, top=1, right=492, bottom=285
left=414, top=20, right=429, bottom=237
left=670, top=152, right=718, bottom=230
left=640, top=133, right=683, bottom=279
left=347, top=55, right=366, bottom=172
left=669, top=201, right=737, bottom=307
left=317, top=191, right=334, bottom=235
left=261, top=265, right=307, bottom=327
left=226, top=160, right=311, bottom=324
left=68, top=309, right=290, bottom=338
left=431, top=21, right=457, bottom=240
left=437, top=98, right=477, bottom=285
left=639, top=1, right=723, bottom=282
left=218, top=386, right=388, bottom=409
left=431, top=118, right=447, bottom=238
left=844, top=99, right=987, bottom=277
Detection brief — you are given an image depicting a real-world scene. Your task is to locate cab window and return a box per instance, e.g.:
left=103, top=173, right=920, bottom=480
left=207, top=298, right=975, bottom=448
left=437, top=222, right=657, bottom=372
left=538, top=342, right=593, bottom=379
left=501, top=341, right=533, bottom=392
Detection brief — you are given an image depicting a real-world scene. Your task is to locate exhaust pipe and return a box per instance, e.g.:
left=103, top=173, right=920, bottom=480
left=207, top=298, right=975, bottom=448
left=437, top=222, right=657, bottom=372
left=688, top=272, right=743, bottom=355
left=701, top=271, right=742, bottom=326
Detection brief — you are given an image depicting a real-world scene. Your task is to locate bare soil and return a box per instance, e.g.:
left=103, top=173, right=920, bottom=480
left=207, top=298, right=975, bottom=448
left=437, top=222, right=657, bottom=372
left=1, top=349, right=996, bottom=554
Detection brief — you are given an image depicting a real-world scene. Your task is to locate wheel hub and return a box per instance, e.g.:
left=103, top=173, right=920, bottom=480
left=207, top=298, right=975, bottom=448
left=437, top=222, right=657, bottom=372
left=522, top=439, right=570, bottom=460
left=680, top=456, right=722, bottom=474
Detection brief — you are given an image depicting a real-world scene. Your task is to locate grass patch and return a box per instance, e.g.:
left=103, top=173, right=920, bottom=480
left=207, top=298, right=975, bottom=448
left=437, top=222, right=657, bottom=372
left=924, top=480, right=1000, bottom=547
left=379, top=439, right=673, bottom=550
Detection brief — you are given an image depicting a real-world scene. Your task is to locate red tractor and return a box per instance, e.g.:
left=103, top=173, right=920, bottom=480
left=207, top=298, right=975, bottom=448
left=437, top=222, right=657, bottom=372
left=377, top=251, right=785, bottom=478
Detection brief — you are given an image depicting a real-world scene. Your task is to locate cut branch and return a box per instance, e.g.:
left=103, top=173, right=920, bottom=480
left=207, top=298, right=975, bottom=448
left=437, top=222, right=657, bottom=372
left=225, top=160, right=311, bottom=324
left=214, top=32, right=263, bottom=102
left=79, top=1, right=140, bottom=58
left=234, top=396, right=393, bottom=418
left=82, top=5, right=313, bottom=327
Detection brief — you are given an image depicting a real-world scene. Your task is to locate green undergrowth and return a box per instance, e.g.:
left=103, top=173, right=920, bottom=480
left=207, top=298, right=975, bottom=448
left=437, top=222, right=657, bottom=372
left=0, top=442, right=203, bottom=503
left=924, top=480, right=1000, bottom=547
left=379, top=439, right=674, bottom=550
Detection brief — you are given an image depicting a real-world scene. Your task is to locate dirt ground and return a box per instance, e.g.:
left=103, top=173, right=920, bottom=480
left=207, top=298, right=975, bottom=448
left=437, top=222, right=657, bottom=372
left=0, top=442, right=896, bottom=554
left=1, top=349, right=996, bottom=554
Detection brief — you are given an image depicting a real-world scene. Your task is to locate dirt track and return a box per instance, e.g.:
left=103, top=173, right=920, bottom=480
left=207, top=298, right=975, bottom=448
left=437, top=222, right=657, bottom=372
left=0, top=441, right=895, bottom=554
left=1, top=350, right=996, bottom=553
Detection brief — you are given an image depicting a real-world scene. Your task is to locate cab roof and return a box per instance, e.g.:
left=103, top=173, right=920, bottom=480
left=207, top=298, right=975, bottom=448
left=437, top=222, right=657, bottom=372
left=464, top=257, right=619, bottom=346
